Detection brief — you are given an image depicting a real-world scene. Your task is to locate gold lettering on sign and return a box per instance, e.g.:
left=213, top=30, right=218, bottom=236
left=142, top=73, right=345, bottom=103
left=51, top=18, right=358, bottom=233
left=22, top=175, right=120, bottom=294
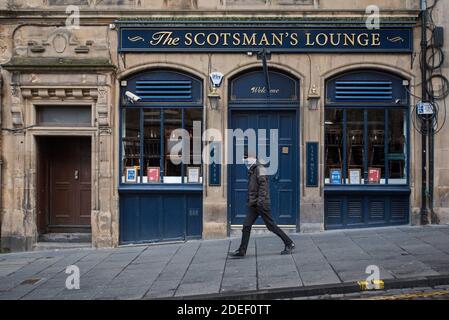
left=185, top=32, right=193, bottom=46
left=329, top=33, right=341, bottom=46
left=290, top=33, right=299, bottom=46
left=305, top=33, right=314, bottom=46
left=251, top=87, right=280, bottom=94
left=344, top=33, right=356, bottom=46
left=222, top=33, right=231, bottom=46
left=272, top=33, right=284, bottom=46
left=146, top=30, right=385, bottom=49
left=207, top=33, right=220, bottom=46
left=372, top=33, right=381, bottom=46
left=150, top=31, right=180, bottom=46
left=259, top=33, right=270, bottom=46
left=233, top=33, right=241, bottom=46
left=243, top=33, right=257, bottom=46
left=357, top=33, right=369, bottom=46
left=316, top=33, right=328, bottom=46
left=194, top=33, right=206, bottom=46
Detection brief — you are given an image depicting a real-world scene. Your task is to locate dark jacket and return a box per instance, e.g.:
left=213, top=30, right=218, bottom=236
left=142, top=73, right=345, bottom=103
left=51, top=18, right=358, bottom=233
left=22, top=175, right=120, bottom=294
left=247, top=162, right=271, bottom=209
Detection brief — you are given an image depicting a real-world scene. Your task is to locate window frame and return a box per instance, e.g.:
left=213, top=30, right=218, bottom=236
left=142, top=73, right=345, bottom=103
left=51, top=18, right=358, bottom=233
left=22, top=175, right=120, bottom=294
left=120, top=106, right=203, bottom=186
left=35, top=104, right=93, bottom=127
left=119, top=70, right=204, bottom=188
left=324, top=70, right=410, bottom=188
left=324, top=105, right=410, bottom=187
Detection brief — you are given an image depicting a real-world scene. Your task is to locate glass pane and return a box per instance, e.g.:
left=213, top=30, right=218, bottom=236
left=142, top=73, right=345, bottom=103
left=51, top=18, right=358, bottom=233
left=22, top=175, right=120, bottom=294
left=325, top=109, right=343, bottom=184
left=184, top=108, right=203, bottom=183
left=346, top=109, right=364, bottom=184
left=143, top=109, right=161, bottom=183
left=37, top=105, right=91, bottom=126
left=388, top=109, right=407, bottom=184
left=367, top=109, right=385, bottom=184
left=164, top=109, right=183, bottom=183
left=122, top=108, right=141, bottom=183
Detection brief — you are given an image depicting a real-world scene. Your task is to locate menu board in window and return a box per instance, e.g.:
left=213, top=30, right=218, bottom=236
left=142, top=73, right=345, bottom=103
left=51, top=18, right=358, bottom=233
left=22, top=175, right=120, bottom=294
left=125, top=167, right=138, bottom=183
left=330, top=169, right=342, bottom=185
left=349, top=169, right=361, bottom=184
left=368, top=168, right=381, bottom=184
left=147, top=167, right=160, bottom=183
left=187, top=167, right=200, bottom=183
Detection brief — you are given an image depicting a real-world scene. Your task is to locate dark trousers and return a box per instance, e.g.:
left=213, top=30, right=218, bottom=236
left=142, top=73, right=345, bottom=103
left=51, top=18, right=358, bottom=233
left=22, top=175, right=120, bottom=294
left=238, top=205, right=293, bottom=253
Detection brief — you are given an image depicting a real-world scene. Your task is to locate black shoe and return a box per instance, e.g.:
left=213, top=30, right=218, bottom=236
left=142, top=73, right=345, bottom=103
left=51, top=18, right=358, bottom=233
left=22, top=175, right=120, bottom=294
left=229, top=249, right=246, bottom=258
left=281, top=242, right=295, bottom=255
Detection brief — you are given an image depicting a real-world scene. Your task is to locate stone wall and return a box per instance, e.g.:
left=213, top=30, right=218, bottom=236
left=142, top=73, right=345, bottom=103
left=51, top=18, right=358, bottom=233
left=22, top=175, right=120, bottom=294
left=430, top=0, right=449, bottom=224
left=0, top=0, right=434, bottom=252
left=0, top=0, right=419, bottom=10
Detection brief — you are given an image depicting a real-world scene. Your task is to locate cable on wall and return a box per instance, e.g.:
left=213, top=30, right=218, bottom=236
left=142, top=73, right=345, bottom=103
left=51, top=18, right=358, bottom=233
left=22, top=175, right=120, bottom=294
left=412, top=0, right=449, bottom=136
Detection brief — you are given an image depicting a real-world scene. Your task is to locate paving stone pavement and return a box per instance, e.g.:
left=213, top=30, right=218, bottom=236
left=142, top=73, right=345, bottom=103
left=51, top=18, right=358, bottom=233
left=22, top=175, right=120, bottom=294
left=1, top=225, right=449, bottom=300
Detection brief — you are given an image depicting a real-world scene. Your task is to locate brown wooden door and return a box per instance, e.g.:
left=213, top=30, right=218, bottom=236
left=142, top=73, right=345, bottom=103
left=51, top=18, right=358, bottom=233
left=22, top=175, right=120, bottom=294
left=48, top=137, right=91, bottom=227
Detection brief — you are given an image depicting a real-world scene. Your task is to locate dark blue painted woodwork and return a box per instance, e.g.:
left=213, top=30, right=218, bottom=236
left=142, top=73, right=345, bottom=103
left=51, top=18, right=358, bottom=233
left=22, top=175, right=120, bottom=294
left=306, top=142, right=319, bottom=187
left=326, top=69, right=409, bottom=105
left=229, top=69, right=299, bottom=103
left=118, top=26, right=413, bottom=53
left=209, top=141, right=221, bottom=186
left=325, top=190, right=410, bottom=229
left=119, top=190, right=202, bottom=244
left=324, top=69, right=410, bottom=229
left=229, top=111, right=299, bottom=226
left=228, top=69, right=300, bottom=227
left=122, top=69, right=202, bottom=106
left=119, top=69, right=203, bottom=244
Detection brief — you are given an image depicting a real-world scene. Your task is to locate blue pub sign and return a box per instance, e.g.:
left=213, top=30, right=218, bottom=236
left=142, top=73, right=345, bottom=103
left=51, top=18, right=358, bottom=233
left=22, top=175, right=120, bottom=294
left=306, top=142, right=319, bottom=187
left=118, top=26, right=413, bottom=53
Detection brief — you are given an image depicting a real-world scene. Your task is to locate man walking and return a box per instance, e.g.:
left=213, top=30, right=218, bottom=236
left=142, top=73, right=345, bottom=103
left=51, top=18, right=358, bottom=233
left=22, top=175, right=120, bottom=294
left=229, top=151, right=295, bottom=258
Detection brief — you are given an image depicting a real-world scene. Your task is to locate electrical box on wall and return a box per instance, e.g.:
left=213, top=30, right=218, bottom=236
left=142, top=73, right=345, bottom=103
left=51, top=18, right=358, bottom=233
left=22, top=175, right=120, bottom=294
left=433, top=26, right=444, bottom=48
left=417, top=101, right=435, bottom=115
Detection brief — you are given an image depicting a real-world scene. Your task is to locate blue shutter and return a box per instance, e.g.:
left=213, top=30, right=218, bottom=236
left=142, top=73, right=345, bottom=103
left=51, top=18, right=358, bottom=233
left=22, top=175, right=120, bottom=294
left=335, top=81, right=393, bottom=101
left=326, top=70, right=408, bottom=105
left=135, top=80, right=193, bottom=100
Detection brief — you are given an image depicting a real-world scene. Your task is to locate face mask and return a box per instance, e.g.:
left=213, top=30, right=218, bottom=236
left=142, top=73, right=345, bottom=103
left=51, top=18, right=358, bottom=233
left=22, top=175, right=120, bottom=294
left=244, top=158, right=256, bottom=169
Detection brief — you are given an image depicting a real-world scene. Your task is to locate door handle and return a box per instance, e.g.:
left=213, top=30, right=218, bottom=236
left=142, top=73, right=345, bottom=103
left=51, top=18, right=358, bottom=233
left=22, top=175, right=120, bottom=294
left=74, top=170, right=79, bottom=180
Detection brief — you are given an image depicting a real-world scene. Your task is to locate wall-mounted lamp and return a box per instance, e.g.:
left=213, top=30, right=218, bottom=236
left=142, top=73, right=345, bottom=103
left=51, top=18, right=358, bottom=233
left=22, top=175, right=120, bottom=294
left=208, top=87, right=221, bottom=110
left=208, top=72, right=224, bottom=110
left=307, top=84, right=320, bottom=110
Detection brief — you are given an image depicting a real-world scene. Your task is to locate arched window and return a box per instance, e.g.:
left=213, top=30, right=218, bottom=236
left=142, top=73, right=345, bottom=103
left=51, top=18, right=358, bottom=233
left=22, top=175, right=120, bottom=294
left=324, top=69, right=409, bottom=186
left=120, top=69, right=203, bottom=184
left=229, top=68, right=300, bottom=106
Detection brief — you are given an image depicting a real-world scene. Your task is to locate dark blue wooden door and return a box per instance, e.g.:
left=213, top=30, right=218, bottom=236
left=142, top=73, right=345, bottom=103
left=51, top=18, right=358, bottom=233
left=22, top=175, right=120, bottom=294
left=230, top=110, right=298, bottom=226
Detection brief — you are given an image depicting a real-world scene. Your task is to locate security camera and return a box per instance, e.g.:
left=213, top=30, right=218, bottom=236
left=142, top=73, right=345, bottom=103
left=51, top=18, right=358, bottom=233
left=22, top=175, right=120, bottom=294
left=125, top=91, right=141, bottom=103
left=395, top=99, right=401, bottom=104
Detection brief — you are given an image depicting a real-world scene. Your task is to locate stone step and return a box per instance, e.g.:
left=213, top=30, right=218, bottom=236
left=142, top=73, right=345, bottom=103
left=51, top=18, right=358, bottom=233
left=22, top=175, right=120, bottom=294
left=38, top=233, right=92, bottom=243
left=33, top=242, right=92, bottom=251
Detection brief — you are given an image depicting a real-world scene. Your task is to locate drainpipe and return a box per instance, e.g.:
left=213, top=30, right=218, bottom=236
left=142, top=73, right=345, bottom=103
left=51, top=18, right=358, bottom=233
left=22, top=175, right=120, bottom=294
left=0, top=74, right=3, bottom=242
left=420, top=0, right=429, bottom=225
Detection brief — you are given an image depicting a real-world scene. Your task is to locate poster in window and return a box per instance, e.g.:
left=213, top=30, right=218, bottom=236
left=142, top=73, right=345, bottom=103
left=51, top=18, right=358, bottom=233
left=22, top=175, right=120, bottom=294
left=147, top=167, right=160, bottom=183
left=187, top=167, right=200, bottom=183
left=349, top=169, right=361, bottom=184
left=368, top=167, right=381, bottom=183
left=330, top=169, right=342, bottom=185
left=125, top=167, right=137, bottom=183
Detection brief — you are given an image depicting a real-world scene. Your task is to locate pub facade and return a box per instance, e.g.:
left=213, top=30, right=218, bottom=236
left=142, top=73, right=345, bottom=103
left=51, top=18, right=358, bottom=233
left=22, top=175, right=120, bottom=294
left=1, top=0, right=448, bottom=251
